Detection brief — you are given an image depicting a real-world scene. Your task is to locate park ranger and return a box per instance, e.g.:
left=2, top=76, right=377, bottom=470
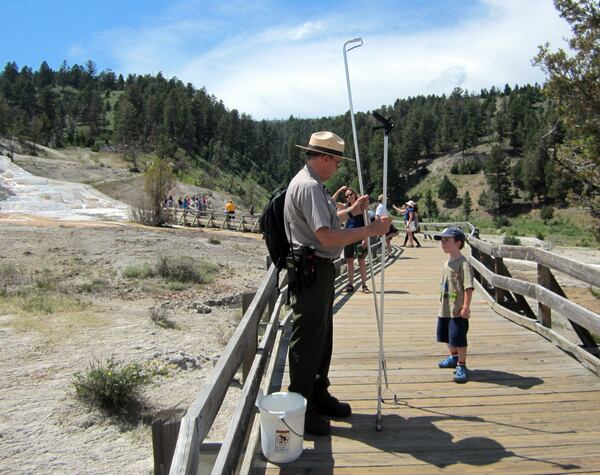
left=284, top=131, right=390, bottom=436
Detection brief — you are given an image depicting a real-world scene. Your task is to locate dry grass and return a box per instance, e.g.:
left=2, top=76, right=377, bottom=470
left=0, top=289, right=100, bottom=341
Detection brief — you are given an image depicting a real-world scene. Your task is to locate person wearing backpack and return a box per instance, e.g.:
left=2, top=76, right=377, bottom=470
left=284, top=131, right=391, bottom=436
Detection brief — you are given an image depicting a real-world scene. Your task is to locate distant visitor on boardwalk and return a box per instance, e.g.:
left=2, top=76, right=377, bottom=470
left=225, top=199, right=236, bottom=214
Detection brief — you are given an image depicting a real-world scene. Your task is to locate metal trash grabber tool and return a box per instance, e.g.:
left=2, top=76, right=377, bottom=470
left=343, top=38, right=381, bottom=325
left=372, top=110, right=396, bottom=431
left=343, top=40, right=397, bottom=431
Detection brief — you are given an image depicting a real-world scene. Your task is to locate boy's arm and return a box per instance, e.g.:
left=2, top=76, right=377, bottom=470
left=461, top=288, right=473, bottom=319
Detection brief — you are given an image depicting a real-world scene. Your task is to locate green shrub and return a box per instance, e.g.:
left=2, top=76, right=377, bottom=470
left=149, top=306, right=178, bottom=329
left=168, top=281, right=187, bottom=291
left=540, top=205, right=555, bottom=223
left=123, top=264, right=153, bottom=279
left=493, top=216, right=510, bottom=227
left=208, top=237, right=221, bottom=245
left=34, top=269, right=56, bottom=291
left=78, top=279, right=109, bottom=293
left=22, top=294, right=56, bottom=314
left=536, top=231, right=545, bottom=241
left=72, top=358, right=151, bottom=416
left=156, top=256, right=217, bottom=284
left=460, top=159, right=482, bottom=174
left=503, top=235, right=521, bottom=245
left=91, top=140, right=102, bottom=152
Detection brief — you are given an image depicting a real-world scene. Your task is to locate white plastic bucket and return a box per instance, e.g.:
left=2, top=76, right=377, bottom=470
left=257, top=391, right=306, bottom=463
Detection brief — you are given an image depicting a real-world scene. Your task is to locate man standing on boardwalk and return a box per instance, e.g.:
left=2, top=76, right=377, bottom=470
left=284, top=131, right=390, bottom=435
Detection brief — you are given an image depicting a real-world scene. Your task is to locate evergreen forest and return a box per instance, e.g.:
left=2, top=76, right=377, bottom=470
left=0, top=61, right=579, bottom=212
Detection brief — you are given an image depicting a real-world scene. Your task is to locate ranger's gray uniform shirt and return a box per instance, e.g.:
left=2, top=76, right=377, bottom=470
left=284, top=163, right=341, bottom=259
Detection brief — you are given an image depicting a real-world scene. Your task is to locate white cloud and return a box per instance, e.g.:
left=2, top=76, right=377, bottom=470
left=96, top=0, right=572, bottom=119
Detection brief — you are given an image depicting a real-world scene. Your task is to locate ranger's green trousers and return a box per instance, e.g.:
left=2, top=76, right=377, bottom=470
left=288, top=261, right=335, bottom=403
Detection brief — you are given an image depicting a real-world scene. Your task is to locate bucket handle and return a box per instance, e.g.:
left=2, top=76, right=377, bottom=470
left=280, top=416, right=304, bottom=438
left=256, top=391, right=304, bottom=439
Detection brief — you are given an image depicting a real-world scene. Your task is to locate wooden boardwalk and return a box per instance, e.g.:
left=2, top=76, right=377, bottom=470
left=251, top=243, right=600, bottom=474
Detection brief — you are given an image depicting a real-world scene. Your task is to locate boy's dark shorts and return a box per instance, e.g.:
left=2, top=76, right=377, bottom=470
left=437, top=317, right=469, bottom=347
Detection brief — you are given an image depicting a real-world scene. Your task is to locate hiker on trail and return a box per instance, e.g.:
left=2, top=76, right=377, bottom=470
left=284, top=131, right=390, bottom=436
left=376, top=194, right=399, bottom=253
left=434, top=227, right=474, bottom=383
left=394, top=200, right=422, bottom=248
left=342, top=187, right=371, bottom=293
left=404, top=200, right=421, bottom=247
left=225, top=199, right=236, bottom=214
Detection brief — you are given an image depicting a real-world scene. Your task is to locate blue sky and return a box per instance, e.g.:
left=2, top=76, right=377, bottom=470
left=1, top=0, right=570, bottom=119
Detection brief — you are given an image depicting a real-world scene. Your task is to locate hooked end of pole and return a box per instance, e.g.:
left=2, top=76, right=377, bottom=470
left=344, top=37, right=364, bottom=52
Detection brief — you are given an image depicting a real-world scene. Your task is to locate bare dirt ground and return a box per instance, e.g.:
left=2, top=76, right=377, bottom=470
left=0, top=218, right=267, bottom=474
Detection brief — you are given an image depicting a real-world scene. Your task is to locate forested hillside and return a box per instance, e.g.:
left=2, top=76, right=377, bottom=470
left=0, top=60, right=585, bottom=215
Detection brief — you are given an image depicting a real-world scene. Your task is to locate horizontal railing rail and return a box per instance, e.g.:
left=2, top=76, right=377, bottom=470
left=166, top=208, right=260, bottom=232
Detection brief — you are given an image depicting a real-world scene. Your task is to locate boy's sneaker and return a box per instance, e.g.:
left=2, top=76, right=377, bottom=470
left=438, top=355, right=458, bottom=368
left=453, top=365, right=468, bottom=383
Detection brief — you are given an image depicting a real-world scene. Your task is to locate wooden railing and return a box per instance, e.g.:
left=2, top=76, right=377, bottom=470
left=421, top=222, right=600, bottom=376
left=163, top=242, right=401, bottom=475
left=166, top=208, right=260, bottom=232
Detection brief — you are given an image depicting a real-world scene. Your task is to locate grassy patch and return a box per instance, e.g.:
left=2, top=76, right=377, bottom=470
left=78, top=278, right=109, bottom=293
left=156, top=256, right=217, bottom=284
left=123, top=263, right=154, bottom=279
left=0, top=282, right=98, bottom=339
left=475, top=212, right=597, bottom=246
left=0, top=262, right=22, bottom=285
left=168, top=281, right=188, bottom=291
left=0, top=290, right=91, bottom=317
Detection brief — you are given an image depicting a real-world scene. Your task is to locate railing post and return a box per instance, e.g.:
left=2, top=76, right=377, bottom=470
left=494, top=257, right=509, bottom=305
left=242, top=291, right=257, bottom=383
left=537, top=264, right=553, bottom=328
left=152, top=409, right=185, bottom=475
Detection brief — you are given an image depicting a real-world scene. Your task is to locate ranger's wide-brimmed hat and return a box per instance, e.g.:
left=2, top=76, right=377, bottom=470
left=295, top=131, right=353, bottom=161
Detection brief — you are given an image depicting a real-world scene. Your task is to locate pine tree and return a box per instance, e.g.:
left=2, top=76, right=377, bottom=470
left=462, top=191, right=473, bottom=220
left=534, top=0, right=600, bottom=237
left=424, top=189, right=439, bottom=219
left=481, top=144, right=513, bottom=217
left=438, top=175, right=458, bottom=205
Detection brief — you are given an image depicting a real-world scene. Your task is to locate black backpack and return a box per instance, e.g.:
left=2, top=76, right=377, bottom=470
left=259, top=187, right=291, bottom=270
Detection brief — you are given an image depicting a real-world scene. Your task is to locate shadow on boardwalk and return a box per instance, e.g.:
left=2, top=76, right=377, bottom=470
left=271, top=370, right=578, bottom=474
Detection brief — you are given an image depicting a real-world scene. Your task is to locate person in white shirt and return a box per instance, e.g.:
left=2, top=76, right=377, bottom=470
left=376, top=194, right=399, bottom=252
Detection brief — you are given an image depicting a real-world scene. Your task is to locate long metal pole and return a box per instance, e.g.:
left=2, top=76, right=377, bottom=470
left=376, top=132, right=389, bottom=431
left=343, top=38, right=381, bottom=339
left=344, top=39, right=395, bottom=432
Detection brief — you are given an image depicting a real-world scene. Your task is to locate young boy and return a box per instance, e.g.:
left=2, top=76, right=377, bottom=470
left=433, top=227, right=474, bottom=383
